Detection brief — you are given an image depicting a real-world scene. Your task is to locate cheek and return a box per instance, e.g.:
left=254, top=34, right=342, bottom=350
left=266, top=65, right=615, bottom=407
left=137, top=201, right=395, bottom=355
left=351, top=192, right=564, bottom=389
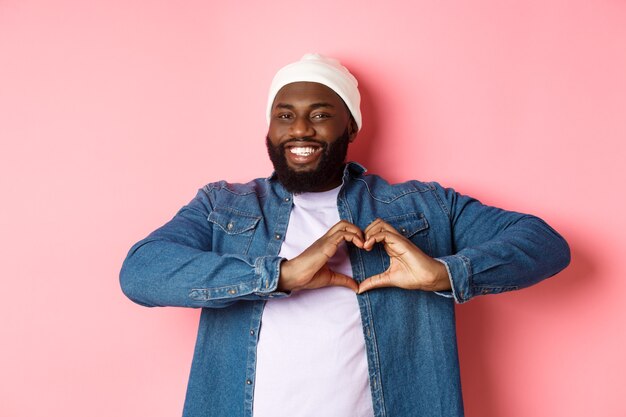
left=267, top=125, right=287, bottom=142
left=323, top=125, right=346, bottom=139
left=327, top=117, right=350, bottom=135
left=266, top=128, right=280, bottom=145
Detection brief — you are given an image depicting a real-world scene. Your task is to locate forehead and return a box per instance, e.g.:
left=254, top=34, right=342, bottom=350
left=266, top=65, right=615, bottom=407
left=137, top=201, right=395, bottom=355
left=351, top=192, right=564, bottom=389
left=272, top=82, right=346, bottom=108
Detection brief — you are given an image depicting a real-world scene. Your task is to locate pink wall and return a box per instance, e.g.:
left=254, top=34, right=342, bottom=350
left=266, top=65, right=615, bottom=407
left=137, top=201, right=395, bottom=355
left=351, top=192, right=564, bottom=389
left=1, top=1, right=624, bottom=416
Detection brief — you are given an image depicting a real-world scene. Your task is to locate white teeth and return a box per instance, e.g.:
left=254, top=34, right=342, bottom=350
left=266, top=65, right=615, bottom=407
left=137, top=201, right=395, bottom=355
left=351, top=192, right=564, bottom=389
left=289, top=146, right=318, bottom=156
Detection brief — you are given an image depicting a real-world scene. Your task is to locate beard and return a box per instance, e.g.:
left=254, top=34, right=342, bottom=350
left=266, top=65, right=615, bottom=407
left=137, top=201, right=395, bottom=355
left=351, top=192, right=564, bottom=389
left=266, top=129, right=350, bottom=194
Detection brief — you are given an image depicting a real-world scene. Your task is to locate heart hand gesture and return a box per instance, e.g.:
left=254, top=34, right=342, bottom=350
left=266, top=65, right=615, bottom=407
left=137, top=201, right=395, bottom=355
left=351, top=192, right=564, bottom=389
left=358, top=218, right=451, bottom=293
left=277, top=219, right=451, bottom=294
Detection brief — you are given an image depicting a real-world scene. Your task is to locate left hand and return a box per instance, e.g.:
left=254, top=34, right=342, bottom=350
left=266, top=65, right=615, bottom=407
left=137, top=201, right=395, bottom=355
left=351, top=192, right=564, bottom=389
left=358, top=218, right=452, bottom=294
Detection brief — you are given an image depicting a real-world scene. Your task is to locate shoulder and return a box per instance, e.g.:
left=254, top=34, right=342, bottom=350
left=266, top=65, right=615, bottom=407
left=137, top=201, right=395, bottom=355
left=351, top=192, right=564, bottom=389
left=189, top=178, right=270, bottom=212
left=351, top=172, right=443, bottom=203
left=202, top=178, right=269, bottom=196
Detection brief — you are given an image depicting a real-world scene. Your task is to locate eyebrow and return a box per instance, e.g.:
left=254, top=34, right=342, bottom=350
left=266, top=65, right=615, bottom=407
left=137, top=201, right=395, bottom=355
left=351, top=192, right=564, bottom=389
left=274, top=102, right=335, bottom=110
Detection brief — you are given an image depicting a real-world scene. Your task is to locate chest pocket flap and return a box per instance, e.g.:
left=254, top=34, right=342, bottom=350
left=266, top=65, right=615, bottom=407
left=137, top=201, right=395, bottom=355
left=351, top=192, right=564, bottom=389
left=384, top=212, right=429, bottom=238
left=208, top=207, right=261, bottom=235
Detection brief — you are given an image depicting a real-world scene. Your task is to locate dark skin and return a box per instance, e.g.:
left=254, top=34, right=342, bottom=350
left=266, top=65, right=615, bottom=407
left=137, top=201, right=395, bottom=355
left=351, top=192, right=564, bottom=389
left=268, top=82, right=451, bottom=294
left=267, top=81, right=357, bottom=191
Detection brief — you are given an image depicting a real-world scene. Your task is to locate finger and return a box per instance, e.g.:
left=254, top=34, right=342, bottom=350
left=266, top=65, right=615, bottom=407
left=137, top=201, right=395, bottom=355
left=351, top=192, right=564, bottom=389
left=363, top=229, right=404, bottom=251
left=357, top=271, right=392, bottom=294
left=328, top=220, right=365, bottom=242
left=328, top=220, right=359, bottom=233
left=311, top=230, right=364, bottom=261
left=326, top=270, right=359, bottom=292
left=364, top=219, right=401, bottom=248
left=296, top=230, right=365, bottom=275
left=363, top=218, right=385, bottom=236
left=326, top=229, right=365, bottom=249
left=364, top=218, right=401, bottom=237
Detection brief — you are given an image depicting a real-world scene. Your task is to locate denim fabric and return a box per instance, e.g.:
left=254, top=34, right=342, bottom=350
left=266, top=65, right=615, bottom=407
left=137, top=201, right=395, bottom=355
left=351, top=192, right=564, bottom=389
left=120, top=162, right=570, bottom=417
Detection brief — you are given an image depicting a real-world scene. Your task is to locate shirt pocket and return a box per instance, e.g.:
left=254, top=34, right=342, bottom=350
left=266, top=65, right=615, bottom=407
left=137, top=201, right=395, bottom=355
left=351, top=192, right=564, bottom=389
left=378, top=212, right=433, bottom=270
left=207, top=207, right=261, bottom=254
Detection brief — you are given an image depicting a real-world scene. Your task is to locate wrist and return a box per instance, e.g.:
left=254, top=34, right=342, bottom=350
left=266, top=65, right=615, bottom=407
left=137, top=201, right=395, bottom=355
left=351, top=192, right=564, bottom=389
left=277, top=259, right=296, bottom=292
left=428, top=260, right=452, bottom=291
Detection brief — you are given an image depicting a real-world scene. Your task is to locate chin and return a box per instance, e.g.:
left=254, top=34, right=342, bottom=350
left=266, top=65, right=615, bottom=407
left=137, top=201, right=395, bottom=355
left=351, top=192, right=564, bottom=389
left=287, top=164, right=319, bottom=173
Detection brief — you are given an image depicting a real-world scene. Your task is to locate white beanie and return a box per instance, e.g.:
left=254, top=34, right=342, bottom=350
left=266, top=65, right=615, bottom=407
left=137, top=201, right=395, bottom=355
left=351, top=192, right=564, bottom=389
left=266, top=53, right=362, bottom=130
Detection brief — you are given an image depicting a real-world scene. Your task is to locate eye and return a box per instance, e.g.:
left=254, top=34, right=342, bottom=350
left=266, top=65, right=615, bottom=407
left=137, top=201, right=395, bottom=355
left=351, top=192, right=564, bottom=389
left=276, top=113, right=293, bottom=120
left=311, top=113, right=330, bottom=120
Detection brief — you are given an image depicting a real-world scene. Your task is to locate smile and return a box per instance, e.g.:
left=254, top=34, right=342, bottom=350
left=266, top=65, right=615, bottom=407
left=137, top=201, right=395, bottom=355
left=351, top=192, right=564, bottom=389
left=289, top=146, right=321, bottom=157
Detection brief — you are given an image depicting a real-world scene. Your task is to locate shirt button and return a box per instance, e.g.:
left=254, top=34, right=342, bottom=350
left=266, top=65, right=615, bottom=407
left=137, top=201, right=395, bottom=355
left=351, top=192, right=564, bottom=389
left=275, top=234, right=281, bottom=240
left=250, top=329, right=255, bottom=335
left=246, top=379, right=252, bottom=385
left=226, top=222, right=234, bottom=231
left=284, top=197, right=290, bottom=202
left=228, top=289, right=237, bottom=295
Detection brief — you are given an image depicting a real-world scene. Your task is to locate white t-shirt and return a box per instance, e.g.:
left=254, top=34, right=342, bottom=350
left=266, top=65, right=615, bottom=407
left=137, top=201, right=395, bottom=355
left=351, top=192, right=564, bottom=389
left=253, top=186, right=374, bottom=417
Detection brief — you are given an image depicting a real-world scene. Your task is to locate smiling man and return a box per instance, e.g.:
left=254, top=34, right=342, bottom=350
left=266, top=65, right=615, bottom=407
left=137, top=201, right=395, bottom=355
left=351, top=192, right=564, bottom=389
left=266, top=81, right=356, bottom=194
left=120, top=54, right=570, bottom=417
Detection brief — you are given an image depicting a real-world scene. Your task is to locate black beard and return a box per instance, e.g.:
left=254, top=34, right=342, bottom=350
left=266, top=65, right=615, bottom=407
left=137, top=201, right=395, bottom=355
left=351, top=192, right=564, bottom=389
left=266, top=129, right=350, bottom=194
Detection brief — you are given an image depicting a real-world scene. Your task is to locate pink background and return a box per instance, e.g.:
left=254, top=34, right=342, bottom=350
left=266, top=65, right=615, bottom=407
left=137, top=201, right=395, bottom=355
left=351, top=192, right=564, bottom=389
left=1, top=1, right=625, bottom=416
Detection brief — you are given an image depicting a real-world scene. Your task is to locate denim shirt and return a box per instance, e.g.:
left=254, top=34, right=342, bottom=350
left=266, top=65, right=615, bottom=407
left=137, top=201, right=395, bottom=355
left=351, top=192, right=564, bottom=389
left=120, top=162, right=570, bottom=417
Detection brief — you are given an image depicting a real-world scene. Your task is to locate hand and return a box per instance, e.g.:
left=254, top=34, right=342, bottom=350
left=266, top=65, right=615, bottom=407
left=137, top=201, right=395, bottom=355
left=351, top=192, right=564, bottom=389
left=358, top=218, right=451, bottom=294
left=278, top=220, right=364, bottom=293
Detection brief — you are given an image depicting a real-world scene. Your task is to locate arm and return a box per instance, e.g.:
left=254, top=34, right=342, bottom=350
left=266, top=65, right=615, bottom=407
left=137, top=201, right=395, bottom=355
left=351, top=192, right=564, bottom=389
left=119, top=187, right=285, bottom=308
left=432, top=183, right=571, bottom=303
left=120, top=188, right=363, bottom=308
left=357, top=183, right=570, bottom=303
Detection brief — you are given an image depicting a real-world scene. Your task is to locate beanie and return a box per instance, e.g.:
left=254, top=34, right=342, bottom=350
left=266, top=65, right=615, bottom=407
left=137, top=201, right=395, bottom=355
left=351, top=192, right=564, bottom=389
left=266, top=53, right=362, bottom=130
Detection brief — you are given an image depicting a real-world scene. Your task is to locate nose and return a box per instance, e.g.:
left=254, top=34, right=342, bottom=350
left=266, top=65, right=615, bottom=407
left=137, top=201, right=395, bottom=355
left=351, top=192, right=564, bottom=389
left=289, top=116, right=315, bottom=138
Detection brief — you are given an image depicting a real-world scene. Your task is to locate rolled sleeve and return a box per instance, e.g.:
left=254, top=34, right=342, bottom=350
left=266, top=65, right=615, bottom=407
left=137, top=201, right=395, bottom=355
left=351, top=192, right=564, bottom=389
left=434, top=255, right=473, bottom=304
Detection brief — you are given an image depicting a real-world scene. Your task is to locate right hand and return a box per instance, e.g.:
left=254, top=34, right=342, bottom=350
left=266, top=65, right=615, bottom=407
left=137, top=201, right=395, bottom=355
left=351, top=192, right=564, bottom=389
left=278, top=220, right=364, bottom=292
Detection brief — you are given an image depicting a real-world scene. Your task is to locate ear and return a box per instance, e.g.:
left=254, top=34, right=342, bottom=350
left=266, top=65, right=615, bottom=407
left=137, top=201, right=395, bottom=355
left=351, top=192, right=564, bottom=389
left=348, top=118, right=358, bottom=143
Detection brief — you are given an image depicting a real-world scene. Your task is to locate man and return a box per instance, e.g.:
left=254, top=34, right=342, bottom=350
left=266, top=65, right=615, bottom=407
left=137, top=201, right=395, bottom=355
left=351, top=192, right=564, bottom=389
left=120, top=54, right=570, bottom=417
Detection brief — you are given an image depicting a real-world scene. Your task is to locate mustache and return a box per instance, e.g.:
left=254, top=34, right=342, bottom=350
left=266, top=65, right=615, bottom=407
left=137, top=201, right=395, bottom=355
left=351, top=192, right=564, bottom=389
left=280, top=137, right=327, bottom=148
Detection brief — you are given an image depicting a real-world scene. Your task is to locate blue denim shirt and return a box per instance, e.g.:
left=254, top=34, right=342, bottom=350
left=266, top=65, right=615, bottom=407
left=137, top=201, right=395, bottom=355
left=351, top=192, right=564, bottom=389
left=120, top=162, right=570, bottom=417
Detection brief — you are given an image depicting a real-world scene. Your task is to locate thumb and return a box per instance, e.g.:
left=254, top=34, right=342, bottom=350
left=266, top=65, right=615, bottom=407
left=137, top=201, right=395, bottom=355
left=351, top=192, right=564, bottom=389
left=308, top=265, right=359, bottom=292
left=357, top=271, right=392, bottom=294
left=326, top=269, right=359, bottom=292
